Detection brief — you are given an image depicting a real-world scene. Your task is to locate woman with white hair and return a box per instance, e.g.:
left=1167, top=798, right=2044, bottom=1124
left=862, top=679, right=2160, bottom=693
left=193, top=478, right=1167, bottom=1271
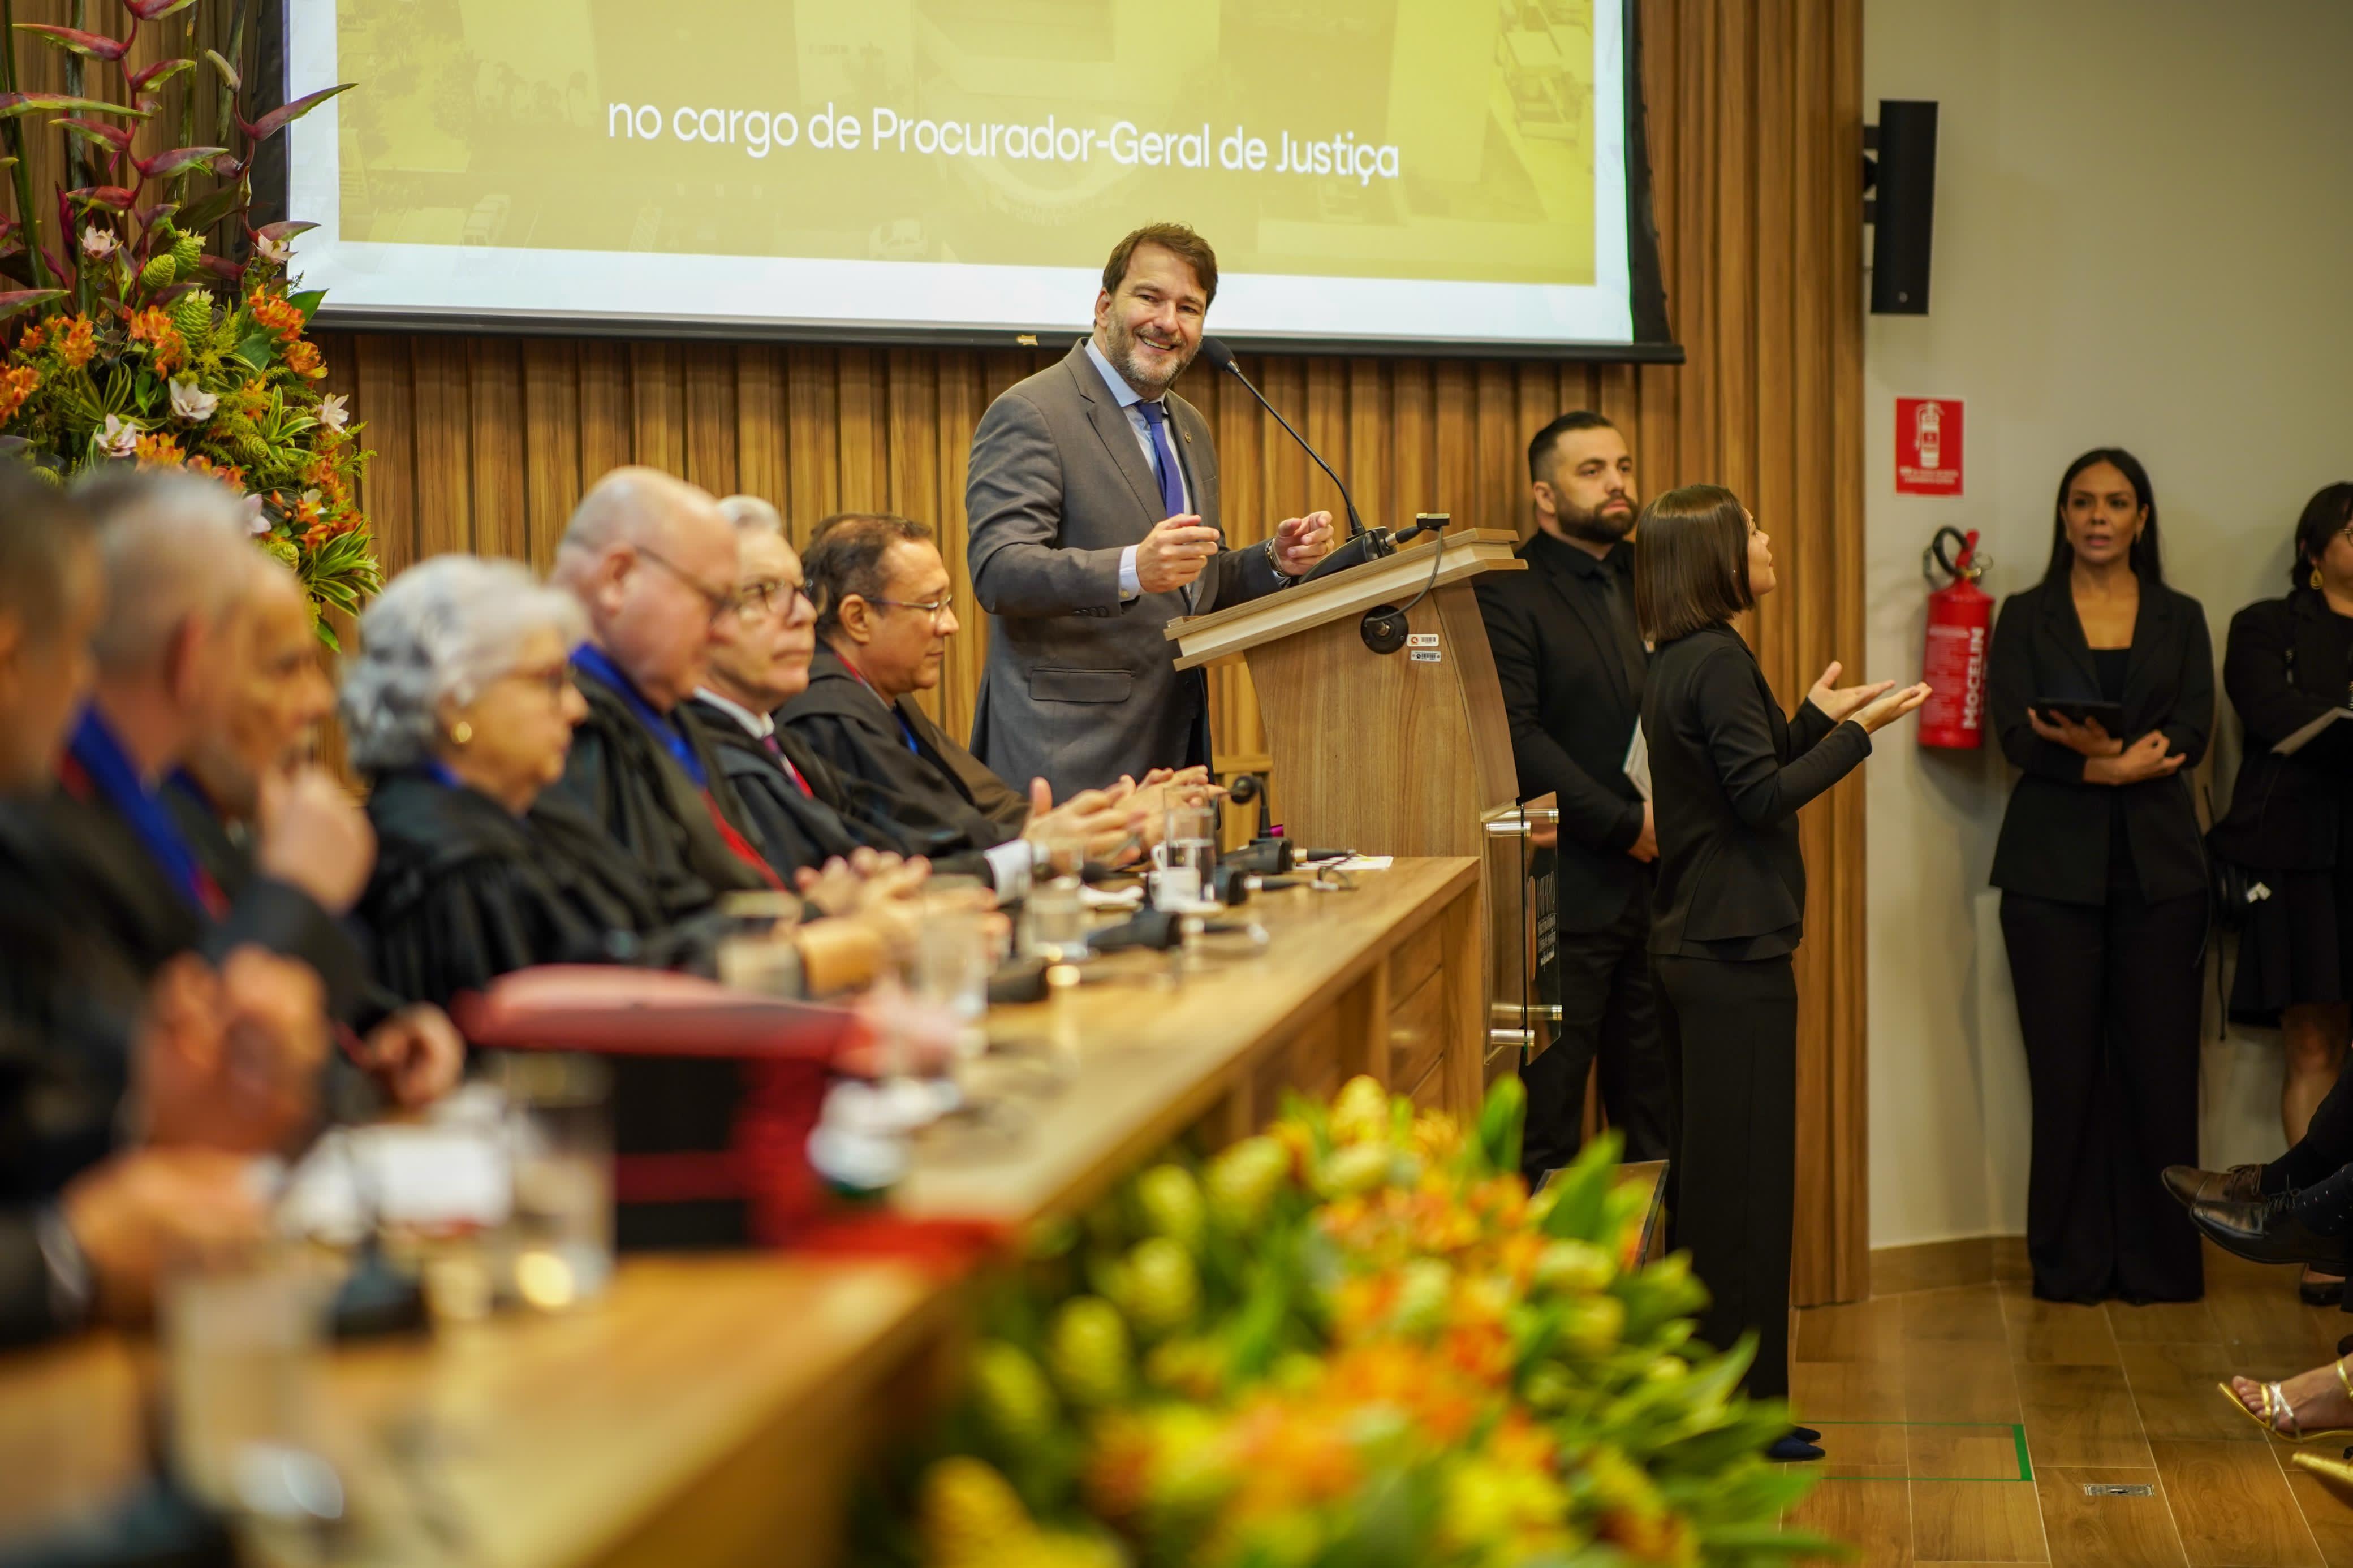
left=345, top=555, right=721, bottom=1007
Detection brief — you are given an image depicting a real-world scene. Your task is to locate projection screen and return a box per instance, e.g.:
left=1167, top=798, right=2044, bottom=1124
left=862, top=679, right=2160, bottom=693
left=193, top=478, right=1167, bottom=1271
left=279, top=1, right=1677, bottom=358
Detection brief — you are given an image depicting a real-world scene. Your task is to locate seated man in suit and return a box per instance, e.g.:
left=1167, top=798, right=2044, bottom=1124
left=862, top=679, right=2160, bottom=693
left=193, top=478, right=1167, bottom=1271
left=27, top=469, right=368, bottom=1015
left=165, top=548, right=462, bottom=1112
left=688, top=498, right=1139, bottom=893
left=781, top=510, right=1210, bottom=871
left=0, top=465, right=300, bottom=1344
left=547, top=468, right=791, bottom=915
left=1474, top=411, right=1674, bottom=1182
left=964, top=222, right=1335, bottom=800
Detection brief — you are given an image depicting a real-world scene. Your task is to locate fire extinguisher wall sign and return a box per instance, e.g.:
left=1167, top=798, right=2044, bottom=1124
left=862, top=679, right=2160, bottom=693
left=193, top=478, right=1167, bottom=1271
left=1919, top=527, right=1992, bottom=750
left=1897, top=397, right=1964, bottom=495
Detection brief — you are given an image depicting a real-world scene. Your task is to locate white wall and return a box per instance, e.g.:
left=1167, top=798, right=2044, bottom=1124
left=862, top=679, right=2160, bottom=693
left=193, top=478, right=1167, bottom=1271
left=1863, top=0, right=2353, bottom=1247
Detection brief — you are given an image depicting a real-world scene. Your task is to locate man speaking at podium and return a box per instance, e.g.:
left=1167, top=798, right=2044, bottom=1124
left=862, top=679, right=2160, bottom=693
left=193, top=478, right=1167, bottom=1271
left=965, top=223, right=1335, bottom=800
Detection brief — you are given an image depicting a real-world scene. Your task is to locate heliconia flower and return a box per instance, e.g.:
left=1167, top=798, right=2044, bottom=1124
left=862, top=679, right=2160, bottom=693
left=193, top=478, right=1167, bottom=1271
left=167, top=378, right=218, bottom=424
left=94, top=413, right=139, bottom=459
left=80, top=225, right=119, bottom=260
left=317, top=392, right=349, bottom=433
left=254, top=234, right=291, bottom=265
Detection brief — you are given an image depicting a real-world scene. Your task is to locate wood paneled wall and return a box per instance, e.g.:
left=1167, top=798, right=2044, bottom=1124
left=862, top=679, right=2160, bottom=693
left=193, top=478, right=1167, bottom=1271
left=305, top=0, right=1871, bottom=1303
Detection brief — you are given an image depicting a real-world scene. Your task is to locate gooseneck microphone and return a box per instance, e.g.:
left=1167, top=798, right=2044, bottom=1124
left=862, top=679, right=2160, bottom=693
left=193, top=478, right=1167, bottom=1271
left=1198, top=335, right=1411, bottom=585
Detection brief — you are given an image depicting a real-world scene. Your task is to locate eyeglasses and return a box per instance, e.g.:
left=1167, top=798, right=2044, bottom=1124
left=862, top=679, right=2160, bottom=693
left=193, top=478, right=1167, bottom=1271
left=735, top=577, right=813, bottom=623
left=869, top=595, right=955, bottom=628
left=636, top=545, right=742, bottom=625
left=502, top=662, right=575, bottom=699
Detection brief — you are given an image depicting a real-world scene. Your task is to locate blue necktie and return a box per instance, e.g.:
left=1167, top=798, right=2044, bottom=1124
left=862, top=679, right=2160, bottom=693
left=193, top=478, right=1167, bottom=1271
left=1135, top=399, right=1186, bottom=520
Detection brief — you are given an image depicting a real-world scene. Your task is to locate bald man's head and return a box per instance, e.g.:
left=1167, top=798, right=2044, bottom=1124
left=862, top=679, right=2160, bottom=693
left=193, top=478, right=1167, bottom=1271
left=551, top=466, right=737, bottom=710
left=77, top=470, right=251, bottom=675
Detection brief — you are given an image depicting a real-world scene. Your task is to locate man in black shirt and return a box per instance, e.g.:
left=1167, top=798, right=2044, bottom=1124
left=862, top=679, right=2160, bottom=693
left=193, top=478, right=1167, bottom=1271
left=1475, top=412, right=1675, bottom=1183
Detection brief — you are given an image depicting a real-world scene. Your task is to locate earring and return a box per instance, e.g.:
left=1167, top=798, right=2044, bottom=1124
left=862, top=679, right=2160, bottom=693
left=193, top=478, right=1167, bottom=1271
left=449, top=720, right=473, bottom=746
left=2314, top=566, right=2326, bottom=591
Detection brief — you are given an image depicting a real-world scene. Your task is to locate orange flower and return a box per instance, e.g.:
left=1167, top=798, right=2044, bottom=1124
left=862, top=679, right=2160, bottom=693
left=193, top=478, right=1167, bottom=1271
left=126, top=308, right=187, bottom=375
left=0, top=363, right=38, bottom=424
left=55, top=316, right=94, bottom=370
left=184, top=452, right=246, bottom=490
left=133, top=430, right=185, bottom=467
left=245, top=287, right=307, bottom=341
left=283, top=340, right=323, bottom=379
left=17, top=318, right=50, bottom=354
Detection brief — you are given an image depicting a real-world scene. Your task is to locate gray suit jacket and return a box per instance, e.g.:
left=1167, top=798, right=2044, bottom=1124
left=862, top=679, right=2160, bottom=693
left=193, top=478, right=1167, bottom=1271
left=966, top=341, right=1285, bottom=800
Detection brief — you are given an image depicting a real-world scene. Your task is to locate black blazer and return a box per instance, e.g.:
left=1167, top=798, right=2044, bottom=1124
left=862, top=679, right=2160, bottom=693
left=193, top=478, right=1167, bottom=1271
left=1643, top=623, right=1871, bottom=958
left=1986, top=577, right=2212, bottom=904
left=1476, top=534, right=1650, bottom=932
left=2210, top=593, right=2353, bottom=871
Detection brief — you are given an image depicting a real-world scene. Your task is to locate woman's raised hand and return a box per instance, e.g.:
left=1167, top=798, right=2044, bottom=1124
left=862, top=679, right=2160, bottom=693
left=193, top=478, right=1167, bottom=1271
left=1807, top=660, right=1898, bottom=723
left=1854, top=681, right=1933, bottom=734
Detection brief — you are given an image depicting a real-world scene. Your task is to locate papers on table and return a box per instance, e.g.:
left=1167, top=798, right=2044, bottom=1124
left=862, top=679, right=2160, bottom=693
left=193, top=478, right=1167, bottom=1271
left=2274, top=707, right=2353, bottom=757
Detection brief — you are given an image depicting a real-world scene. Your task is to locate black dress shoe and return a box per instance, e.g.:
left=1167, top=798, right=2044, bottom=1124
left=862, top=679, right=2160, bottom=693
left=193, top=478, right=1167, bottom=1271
left=1768, top=1433, right=1825, bottom=1462
left=2191, top=1193, right=2348, bottom=1267
left=1792, top=1425, right=1821, bottom=1442
left=2163, top=1163, right=2264, bottom=1209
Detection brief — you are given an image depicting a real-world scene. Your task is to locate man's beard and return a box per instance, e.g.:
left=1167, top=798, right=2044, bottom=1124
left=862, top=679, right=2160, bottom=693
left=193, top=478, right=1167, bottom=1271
left=1558, top=498, right=1635, bottom=545
left=1106, top=317, right=1193, bottom=395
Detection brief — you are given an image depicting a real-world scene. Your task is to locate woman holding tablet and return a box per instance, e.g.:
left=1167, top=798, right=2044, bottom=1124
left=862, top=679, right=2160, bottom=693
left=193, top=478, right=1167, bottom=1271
left=1987, top=448, right=2212, bottom=1305
left=1635, top=484, right=1925, bottom=1459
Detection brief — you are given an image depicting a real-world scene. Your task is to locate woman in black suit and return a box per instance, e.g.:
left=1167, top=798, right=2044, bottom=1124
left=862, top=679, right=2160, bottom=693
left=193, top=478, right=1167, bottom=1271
left=1988, top=448, right=2213, bottom=1304
left=1635, top=485, right=1926, bottom=1456
left=2204, top=485, right=2353, bottom=1298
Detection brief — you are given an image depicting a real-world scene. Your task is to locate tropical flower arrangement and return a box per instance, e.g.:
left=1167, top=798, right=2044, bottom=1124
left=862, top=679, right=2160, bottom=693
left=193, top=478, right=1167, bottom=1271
left=0, top=0, right=373, bottom=643
left=859, top=1077, right=1828, bottom=1568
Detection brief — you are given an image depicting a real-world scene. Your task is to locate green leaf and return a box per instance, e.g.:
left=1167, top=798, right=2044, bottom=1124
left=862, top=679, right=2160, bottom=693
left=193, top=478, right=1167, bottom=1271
left=11, top=25, right=131, bottom=62
left=0, top=93, right=150, bottom=120
left=136, top=146, right=227, bottom=182
left=233, top=329, right=277, bottom=369
left=175, top=185, right=244, bottom=235
left=288, top=288, right=325, bottom=323
left=0, top=287, right=64, bottom=320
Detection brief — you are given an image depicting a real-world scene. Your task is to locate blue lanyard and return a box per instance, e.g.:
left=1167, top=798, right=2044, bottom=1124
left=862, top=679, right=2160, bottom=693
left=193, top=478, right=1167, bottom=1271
left=571, top=645, right=707, bottom=787
left=68, top=707, right=209, bottom=912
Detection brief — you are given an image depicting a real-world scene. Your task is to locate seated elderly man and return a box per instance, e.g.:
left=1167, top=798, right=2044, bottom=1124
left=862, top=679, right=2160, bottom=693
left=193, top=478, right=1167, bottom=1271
left=351, top=555, right=912, bottom=1008
left=686, top=496, right=1140, bottom=894
left=21, top=469, right=369, bottom=1010
left=781, top=512, right=1216, bottom=866
left=163, top=547, right=461, bottom=1111
left=0, top=466, right=311, bottom=1344
left=547, top=468, right=785, bottom=917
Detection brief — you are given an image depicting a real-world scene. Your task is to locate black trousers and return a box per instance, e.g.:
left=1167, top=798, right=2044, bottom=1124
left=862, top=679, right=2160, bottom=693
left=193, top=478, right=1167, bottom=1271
left=1999, top=889, right=2205, bottom=1303
left=1656, top=951, right=1797, bottom=1401
left=1521, top=888, right=1677, bottom=1183
left=2274, top=1055, right=2353, bottom=1192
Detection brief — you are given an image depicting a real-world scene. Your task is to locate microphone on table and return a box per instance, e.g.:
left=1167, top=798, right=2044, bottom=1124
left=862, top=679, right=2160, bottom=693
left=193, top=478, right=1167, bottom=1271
left=1197, top=336, right=1442, bottom=585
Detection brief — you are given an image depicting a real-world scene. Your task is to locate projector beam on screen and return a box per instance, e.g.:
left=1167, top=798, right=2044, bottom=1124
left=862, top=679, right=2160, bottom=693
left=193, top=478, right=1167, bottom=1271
left=278, top=0, right=1678, bottom=361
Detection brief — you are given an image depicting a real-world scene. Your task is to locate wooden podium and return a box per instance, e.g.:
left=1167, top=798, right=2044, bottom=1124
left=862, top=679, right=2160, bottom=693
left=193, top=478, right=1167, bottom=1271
left=1169, top=528, right=1554, bottom=1086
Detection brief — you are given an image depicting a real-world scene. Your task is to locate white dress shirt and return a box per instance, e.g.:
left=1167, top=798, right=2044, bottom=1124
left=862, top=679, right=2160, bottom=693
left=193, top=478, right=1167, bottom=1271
left=1084, top=337, right=1191, bottom=602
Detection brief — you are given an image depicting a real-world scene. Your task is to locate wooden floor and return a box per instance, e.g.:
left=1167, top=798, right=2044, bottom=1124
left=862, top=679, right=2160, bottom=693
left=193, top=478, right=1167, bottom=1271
left=1785, top=1239, right=2353, bottom=1566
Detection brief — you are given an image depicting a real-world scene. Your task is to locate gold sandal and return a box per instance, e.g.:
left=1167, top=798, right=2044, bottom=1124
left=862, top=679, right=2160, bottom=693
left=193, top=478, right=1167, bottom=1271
left=2293, top=1450, right=2353, bottom=1503
left=2220, top=1358, right=2353, bottom=1441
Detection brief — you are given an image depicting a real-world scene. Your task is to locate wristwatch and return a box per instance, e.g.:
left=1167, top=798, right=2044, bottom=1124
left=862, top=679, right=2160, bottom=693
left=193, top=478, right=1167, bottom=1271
left=1264, top=535, right=1301, bottom=585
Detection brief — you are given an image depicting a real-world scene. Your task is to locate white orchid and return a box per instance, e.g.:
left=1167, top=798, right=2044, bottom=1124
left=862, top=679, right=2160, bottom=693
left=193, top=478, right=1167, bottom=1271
left=254, top=234, right=292, bottom=266
left=93, top=414, right=139, bottom=460
left=317, top=392, right=350, bottom=433
left=168, top=378, right=218, bottom=425
left=80, top=225, right=119, bottom=260
left=242, top=494, right=270, bottom=535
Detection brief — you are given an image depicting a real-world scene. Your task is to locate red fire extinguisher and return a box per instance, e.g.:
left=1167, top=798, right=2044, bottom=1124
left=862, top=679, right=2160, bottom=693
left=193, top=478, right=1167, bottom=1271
left=1918, top=526, right=1992, bottom=749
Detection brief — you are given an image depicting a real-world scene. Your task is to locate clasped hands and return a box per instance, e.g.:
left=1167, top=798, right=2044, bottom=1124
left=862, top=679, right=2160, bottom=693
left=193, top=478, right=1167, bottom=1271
left=2027, top=707, right=2184, bottom=785
left=1135, top=511, right=1336, bottom=595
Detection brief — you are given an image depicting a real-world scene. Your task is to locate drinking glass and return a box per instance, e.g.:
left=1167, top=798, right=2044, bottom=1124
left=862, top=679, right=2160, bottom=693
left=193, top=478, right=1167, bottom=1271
left=165, top=1244, right=338, bottom=1522
left=715, top=890, right=804, bottom=996
left=483, top=1052, right=613, bottom=1311
left=1153, top=802, right=1218, bottom=909
left=1022, top=835, right=1089, bottom=961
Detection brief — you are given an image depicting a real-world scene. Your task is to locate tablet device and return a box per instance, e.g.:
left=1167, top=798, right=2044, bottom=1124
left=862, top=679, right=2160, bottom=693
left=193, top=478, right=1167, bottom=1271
left=2032, top=698, right=2126, bottom=732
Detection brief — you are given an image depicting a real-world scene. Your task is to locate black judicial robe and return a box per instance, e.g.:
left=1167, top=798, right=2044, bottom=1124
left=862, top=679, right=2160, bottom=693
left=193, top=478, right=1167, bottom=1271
left=0, top=802, right=146, bottom=1344
left=549, top=672, right=772, bottom=923
left=779, top=647, right=1031, bottom=857
left=358, top=772, right=727, bottom=1013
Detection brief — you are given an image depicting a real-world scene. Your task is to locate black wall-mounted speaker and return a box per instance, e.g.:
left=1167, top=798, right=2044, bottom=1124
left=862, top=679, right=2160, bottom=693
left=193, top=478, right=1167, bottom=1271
left=1869, top=100, right=1938, bottom=315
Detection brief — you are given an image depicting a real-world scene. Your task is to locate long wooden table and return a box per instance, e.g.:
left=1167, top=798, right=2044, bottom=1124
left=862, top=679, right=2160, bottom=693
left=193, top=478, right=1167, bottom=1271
left=0, top=858, right=1485, bottom=1568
